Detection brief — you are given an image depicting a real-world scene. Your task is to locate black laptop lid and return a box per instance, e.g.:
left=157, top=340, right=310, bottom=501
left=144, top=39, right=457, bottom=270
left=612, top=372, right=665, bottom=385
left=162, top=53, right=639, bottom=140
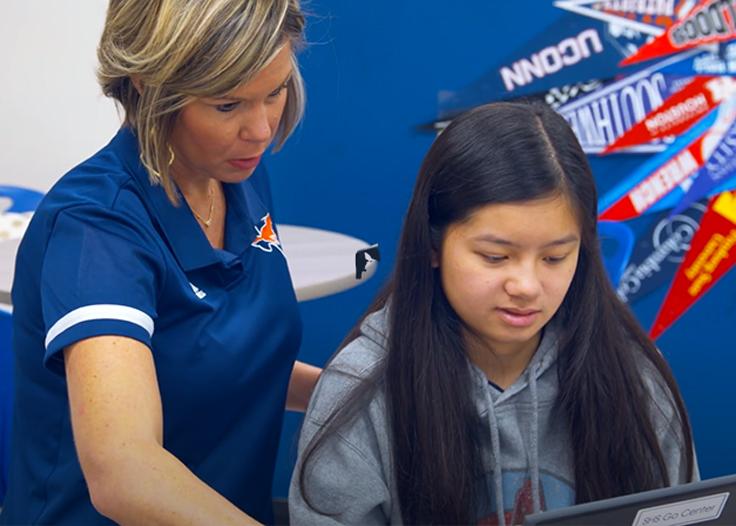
left=524, top=474, right=735, bottom=526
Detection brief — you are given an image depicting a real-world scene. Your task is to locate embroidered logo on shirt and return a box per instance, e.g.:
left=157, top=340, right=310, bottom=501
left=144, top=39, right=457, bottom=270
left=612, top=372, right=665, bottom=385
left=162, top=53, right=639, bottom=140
left=189, top=282, right=207, bottom=299
left=251, top=213, right=284, bottom=254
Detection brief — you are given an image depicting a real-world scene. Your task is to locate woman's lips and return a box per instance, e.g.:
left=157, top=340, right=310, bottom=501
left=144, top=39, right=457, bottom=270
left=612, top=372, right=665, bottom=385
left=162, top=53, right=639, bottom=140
left=496, top=308, right=540, bottom=328
left=227, top=155, right=262, bottom=170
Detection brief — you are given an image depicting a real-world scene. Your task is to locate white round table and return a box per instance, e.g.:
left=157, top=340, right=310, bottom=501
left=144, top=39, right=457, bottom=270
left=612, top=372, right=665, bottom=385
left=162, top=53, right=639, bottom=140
left=0, top=238, right=19, bottom=305
left=0, top=224, right=377, bottom=305
left=279, top=224, right=377, bottom=302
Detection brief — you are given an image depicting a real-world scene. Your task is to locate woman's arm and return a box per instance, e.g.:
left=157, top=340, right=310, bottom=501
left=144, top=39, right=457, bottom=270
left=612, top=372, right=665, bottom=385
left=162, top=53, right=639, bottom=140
left=286, top=360, right=322, bottom=412
left=64, top=335, right=259, bottom=525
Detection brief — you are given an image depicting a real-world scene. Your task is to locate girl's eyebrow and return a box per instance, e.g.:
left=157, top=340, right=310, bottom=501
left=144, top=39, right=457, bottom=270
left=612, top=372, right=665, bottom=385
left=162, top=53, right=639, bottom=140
left=472, top=233, right=579, bottom=248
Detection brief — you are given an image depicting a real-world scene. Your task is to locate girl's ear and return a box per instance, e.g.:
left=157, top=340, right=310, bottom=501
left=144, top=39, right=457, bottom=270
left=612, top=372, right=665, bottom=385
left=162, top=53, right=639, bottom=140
left=431, top=249, right=439, bottom=268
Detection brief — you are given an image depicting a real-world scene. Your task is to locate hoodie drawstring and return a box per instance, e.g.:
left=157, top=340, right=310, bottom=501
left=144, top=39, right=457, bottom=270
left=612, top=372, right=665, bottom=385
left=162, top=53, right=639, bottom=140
left=529, top=364, right=541, bottom=515
left=483, top=387, right=507, bottom=526
left=482, top=364, right=543, bottom=526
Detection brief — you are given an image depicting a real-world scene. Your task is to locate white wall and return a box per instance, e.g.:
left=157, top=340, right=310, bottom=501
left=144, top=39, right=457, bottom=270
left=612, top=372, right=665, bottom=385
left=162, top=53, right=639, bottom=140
left=0, top=2, right=120, bottom=192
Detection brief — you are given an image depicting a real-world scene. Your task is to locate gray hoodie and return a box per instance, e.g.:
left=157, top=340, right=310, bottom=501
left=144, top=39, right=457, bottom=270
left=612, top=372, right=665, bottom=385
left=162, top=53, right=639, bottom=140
left=289, top=307, right=696, bottom=525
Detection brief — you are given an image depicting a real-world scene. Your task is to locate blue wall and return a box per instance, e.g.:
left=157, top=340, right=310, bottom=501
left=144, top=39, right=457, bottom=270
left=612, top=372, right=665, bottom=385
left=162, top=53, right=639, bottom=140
left=269, top=1, right=736, bottom=497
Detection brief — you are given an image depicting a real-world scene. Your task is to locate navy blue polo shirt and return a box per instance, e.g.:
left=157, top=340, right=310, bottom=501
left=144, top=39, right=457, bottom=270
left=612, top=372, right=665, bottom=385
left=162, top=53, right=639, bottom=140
left=1, top=127, right=302, bottom=525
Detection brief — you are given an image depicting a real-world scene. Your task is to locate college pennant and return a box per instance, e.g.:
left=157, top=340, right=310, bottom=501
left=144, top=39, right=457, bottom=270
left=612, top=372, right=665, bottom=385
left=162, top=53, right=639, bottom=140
left=602, top=75, right=736, bottom=153
left=556, top=52, right=700, bottom=154
left=650, top=190, right=736, bottom=338
left=418, top=79, right=606, bottom=134
left=599, top=134, right=707, bottom=220
left=616, top=201, right=707, bottom=305
left=620, top=0, right=736, bottom=67
left=599, top=97, right=736, bottom=221
left=554, top=0, right=682, bottom=36
left=670, top=95, right=736, bottom=215
left=658, top=40, right=736, bottom=75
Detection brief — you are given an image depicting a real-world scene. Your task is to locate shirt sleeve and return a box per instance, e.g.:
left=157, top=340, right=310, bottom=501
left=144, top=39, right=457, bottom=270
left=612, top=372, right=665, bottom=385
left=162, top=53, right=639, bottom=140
left=289, top=362, right=392, bottom=525
left=41, top=205, right=164, bottom=373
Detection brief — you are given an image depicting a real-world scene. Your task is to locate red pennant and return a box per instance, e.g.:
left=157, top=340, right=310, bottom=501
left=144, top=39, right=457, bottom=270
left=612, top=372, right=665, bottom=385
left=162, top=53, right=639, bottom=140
left=650, top=191, right=736, bottom=339
left=599, top=134, right=706, bottom=221
left=602, top=76, right=735, bottom=153
left=620, top=0, right=736, bottom=67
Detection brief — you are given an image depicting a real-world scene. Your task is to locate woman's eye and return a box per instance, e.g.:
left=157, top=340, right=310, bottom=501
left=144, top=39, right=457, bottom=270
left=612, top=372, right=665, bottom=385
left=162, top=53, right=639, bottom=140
left=544, top=255, right=567, bottom=264
left=215, top=102, right=239, bottom=113
left=268, top=82, right=289, bottom=99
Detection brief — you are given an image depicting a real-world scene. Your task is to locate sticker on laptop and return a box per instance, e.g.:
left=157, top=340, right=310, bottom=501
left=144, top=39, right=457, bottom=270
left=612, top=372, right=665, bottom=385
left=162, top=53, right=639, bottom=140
left=632, top=492, right=729, bottom=526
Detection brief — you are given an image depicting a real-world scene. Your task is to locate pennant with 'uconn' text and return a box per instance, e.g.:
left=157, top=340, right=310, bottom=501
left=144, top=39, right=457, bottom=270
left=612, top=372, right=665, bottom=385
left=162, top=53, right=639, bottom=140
left=650, top=190, right=736, bottom=338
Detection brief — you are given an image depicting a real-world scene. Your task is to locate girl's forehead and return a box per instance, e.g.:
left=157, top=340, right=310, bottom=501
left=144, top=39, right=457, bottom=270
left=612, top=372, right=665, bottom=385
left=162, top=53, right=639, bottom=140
left=453, top=195, right=582, bottom=243
left=474, top=194, right=576, bottom=220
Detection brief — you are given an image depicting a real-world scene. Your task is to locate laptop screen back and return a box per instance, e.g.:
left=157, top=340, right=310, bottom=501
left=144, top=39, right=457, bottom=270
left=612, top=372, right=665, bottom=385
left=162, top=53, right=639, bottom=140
left=524, top=474, right=736, bottom=526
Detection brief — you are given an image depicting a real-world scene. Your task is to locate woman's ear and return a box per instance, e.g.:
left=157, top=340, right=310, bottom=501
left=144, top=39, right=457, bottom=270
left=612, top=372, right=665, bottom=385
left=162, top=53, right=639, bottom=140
left=431, top=249, right=439, bottom=268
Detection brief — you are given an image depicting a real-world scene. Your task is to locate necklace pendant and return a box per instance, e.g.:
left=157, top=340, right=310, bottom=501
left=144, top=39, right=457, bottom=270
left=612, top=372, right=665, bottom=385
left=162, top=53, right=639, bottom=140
left=188, top=182, right=216, bottom=229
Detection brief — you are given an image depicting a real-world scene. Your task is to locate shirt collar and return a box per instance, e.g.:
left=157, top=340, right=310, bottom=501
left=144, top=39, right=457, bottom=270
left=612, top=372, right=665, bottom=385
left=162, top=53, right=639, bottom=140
left=111, top=127, right=236, bottom=272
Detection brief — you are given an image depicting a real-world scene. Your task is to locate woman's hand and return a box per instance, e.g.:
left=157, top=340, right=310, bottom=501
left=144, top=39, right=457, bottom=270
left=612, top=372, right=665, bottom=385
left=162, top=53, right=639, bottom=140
left=65, top=336, right=260, bottom=525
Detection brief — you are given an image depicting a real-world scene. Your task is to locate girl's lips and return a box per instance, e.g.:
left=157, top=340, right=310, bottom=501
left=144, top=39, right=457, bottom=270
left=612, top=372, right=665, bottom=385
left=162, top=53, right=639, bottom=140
left=496, top=308, right=540, bottom=328
left=227, top=155, right=261, bottom=170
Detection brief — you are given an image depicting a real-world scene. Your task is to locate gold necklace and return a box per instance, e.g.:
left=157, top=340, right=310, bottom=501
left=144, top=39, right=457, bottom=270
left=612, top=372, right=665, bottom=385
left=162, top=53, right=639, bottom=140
left=191, top=184, right=215, bottom=228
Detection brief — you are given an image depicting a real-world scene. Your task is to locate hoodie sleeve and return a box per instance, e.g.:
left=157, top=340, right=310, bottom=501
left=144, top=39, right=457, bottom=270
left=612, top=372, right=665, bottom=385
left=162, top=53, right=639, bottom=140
left=289, top=341, right=392, bottom=525
left=641, top=360, right=700, bottom=485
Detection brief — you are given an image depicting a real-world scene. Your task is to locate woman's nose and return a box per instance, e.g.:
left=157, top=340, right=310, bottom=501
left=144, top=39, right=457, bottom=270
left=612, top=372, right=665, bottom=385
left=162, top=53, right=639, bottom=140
left=240, top=104, right=272, bottom=144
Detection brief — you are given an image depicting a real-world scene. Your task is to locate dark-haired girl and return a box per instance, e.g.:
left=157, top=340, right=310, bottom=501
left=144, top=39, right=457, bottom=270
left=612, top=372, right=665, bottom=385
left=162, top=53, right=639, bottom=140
left=289, top=101, right=697, bottom=525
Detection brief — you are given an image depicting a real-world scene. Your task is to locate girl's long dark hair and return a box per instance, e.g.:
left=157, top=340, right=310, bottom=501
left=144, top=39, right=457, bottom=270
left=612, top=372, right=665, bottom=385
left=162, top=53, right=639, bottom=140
left=299, top=102, right=694, bottom=524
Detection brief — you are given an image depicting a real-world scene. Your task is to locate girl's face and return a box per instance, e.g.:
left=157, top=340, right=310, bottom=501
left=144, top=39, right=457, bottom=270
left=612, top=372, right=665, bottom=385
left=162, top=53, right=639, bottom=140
left=168, top=43, right=293, bottom=186
left=438, top=194, right=581, bottom=360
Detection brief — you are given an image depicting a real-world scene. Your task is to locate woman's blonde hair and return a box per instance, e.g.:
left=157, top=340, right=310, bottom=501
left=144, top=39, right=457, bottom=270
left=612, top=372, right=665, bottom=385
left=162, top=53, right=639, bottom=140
left=97, top=0, right=306, bottom=203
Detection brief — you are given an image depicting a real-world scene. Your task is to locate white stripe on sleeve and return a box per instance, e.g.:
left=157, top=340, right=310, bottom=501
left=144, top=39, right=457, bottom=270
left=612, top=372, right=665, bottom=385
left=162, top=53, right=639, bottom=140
left=45, top=304, right=155, bottom=349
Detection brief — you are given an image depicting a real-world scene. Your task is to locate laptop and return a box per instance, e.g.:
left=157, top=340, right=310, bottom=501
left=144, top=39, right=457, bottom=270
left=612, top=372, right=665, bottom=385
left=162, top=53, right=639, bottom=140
left=524, top=474, right=736, bottom=526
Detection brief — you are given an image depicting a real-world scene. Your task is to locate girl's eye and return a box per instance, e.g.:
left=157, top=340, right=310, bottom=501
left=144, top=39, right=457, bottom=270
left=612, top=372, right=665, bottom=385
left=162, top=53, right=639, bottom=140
left=215, top=102, right=239, bottom=113
left=483, top=254, right=507, bottom=264
left=544, top=255, right=567, bottom=264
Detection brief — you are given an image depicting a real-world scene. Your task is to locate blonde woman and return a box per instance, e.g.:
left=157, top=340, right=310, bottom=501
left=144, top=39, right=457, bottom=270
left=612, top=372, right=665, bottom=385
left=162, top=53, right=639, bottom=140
left=1, top=1, right=319, bottom=524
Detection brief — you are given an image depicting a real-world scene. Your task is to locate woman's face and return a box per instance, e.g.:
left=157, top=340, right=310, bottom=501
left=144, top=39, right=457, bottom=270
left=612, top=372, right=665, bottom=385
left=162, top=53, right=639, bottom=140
left=438, top=194, right=581, bottom=359
left=168, top=43, right=294, bottom=185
